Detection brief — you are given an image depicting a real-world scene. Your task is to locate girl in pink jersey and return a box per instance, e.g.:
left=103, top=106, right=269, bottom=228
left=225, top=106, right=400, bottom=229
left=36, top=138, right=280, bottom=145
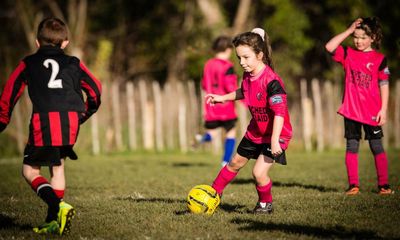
left=206, top=28, right=293, bottom=214
left=196, top=36, right=238, bottom=166
left=325, top=17, right=392, bottom=195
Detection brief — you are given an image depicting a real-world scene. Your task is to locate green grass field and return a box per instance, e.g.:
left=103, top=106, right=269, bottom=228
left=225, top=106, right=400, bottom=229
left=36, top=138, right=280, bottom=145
left=0, top=150, right=399, bottom=239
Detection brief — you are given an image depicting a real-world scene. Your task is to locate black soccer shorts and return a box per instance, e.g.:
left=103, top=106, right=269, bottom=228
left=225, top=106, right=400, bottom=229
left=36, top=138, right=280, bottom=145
left=204, top=119, right=237, bottom=132
left=344, top=118, right=383, bottom=140
left=236, top=137, right=287, bottom=165
left=23, top=145, right=78, bottom=167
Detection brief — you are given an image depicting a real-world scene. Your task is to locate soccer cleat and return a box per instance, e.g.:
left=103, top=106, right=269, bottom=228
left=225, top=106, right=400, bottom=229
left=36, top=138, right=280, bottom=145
left=253, top=202, right=273, bottom=214
left=33, top=220, right=59, bottom=234
left=345, top=185, right=360, bottom=195
left=378, top=184, right=394, bottom=195
left=58, top=201, right=76, bottom=235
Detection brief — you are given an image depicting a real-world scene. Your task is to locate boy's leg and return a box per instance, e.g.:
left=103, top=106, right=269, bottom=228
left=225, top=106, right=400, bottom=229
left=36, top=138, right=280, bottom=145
left=212, top=153, right=247, bottom=195
left=49, top=158, right=75, bottom=235
left=222, top=127, right=236, bottom=166
left=50, top=159, right=65, bottom=200
left=23, top=164, right=60, bottom=223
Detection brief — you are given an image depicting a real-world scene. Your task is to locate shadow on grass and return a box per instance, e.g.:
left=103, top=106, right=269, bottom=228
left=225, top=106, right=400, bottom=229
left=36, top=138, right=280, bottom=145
left=232, top=179, right=338, bottom=192
left=231, top=218, right=383, bottom=239
left=0, top=213, right=31, bottom=230
left=115, top=196, right=187, bottom=204
left=170, top=162, right=210, bottom=167
left=219, top=203, right=247, bottom=213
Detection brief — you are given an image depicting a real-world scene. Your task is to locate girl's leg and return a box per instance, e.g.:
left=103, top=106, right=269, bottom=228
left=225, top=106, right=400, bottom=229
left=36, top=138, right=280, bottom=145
left=23, top=164, right=60, bottom=223
left=253, top=155, right=274, bottom=204
left=369, top=139, right=389, bottom=187
left=50, top=159, right=66, bottom=200
left=345, top=139, right=360, bottom=187
left=212, top=153, right=248, bottom=195
left=222, top=127, right=236, bottom=166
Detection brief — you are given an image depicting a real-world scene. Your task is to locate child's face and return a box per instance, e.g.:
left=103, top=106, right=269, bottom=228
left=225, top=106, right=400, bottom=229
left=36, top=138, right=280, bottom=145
left=235, top=45, right=264, bottom=74
left=353, top=29, right=374, bottom=52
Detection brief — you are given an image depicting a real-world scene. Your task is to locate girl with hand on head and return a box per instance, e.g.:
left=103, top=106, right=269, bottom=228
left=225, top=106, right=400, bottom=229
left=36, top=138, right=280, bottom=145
left=325, top=17, right=392, bottom=195
left=206, top=28, right=293, bottom=214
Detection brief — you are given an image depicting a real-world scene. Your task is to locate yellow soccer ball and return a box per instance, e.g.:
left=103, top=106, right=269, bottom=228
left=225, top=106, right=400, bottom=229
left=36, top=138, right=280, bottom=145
left=187, top=184, right=220, bottom=215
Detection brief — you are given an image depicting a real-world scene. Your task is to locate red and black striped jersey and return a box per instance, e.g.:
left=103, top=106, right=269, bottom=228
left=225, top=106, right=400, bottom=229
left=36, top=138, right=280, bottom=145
left=0, top=46, right=102, bottom=146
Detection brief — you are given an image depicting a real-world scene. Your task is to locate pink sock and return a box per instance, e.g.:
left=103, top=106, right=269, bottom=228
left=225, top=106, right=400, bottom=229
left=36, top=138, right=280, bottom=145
left=212, top=165, right=238, bottom=195
left=256, top=180, right=272, bottom=203
left=345, top=152, right=359, bottom=186
left=374, top=152, right=389, bottom=186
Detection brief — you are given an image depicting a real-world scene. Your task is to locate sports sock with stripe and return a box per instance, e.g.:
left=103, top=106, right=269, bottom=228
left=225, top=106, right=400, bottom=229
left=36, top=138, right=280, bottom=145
left=31, top=176, right=60, bottom=222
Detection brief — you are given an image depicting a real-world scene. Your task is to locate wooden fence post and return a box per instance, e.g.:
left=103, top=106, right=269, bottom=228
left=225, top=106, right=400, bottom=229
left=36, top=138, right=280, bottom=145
left=126, top=82, right=137, bottom=150
left=152, top=81, right=164, bottom=151
left=139, top=80, right=154, bottom=150
left=177, top=82, right=188, bottom=152
left=112, top=81, right=124, bottom=151
left=312, top=78, right=324, bottom=152
left=300, top=78, right=313, bottom=151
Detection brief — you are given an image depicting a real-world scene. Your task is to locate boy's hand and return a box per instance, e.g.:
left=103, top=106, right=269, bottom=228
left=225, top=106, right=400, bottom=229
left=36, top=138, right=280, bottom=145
left=205, top=94, right=225, bottom=106
left=376, top=109, right=387, bottom=126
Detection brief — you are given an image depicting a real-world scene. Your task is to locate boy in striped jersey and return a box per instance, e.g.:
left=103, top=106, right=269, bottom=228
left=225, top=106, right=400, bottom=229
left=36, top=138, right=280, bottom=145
left=0, top=17, right=102, bottom=235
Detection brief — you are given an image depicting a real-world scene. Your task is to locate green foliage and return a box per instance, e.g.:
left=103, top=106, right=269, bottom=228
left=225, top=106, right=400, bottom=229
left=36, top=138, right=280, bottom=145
left=260, top=0, right=313, bottom=93
left=0, top=150, right=399, bottom=239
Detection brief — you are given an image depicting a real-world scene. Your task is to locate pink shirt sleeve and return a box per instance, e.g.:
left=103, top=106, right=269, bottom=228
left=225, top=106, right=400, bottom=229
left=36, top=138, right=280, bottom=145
left=332, top=45, right=345, bottom=65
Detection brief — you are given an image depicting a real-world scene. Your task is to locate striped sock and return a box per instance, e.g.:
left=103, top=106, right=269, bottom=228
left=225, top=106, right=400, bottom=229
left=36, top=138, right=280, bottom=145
left=31, top=176, right=60, bottom=222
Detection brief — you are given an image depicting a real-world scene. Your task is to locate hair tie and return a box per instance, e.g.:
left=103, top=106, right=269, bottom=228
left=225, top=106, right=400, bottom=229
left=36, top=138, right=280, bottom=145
left=251, top=28, right=265, bottom=41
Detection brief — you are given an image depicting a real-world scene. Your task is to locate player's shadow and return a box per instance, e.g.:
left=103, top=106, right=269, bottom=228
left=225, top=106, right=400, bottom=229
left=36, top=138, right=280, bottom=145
left=170, top=162, right=210, bottom=168
left=0, top=213, right=32, bottom=230
left=232, top=179, right=338, bottom=192
left=231, top=218, right=383, bottom=239
left=115, top=196, right=187, bottom=204
left=219, top=203, right=247, bottom=213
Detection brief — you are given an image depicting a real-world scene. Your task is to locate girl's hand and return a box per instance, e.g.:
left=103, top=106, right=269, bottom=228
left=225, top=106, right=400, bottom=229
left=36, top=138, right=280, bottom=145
left=347, top=18, right=363, bottom=33
left=376, top=109, right=387, bottom=126
left=271, top=141, right=282, bottom=157
left=205, top=94, right=225, bottom=106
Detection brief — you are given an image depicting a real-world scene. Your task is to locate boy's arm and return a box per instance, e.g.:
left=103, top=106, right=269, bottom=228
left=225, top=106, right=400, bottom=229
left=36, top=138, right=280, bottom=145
left=325, top=18, right=362, bottom=53
left=0, top=62, right=27, bottom=132
left=79, top=62, right=102, bottom=124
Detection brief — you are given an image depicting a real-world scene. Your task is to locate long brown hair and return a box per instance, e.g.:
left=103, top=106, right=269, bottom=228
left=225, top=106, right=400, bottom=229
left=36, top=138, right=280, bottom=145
left=232, top=30, right=274, bottom=69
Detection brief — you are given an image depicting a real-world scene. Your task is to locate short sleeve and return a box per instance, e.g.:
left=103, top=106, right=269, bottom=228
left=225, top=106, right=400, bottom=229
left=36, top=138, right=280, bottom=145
left=378, top=57, right=390, bottom=82
left=332, top=45, right=346, bottom=65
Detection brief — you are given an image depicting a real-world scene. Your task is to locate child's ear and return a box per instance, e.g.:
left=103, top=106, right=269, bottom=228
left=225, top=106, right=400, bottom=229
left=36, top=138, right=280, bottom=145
left=257, top=51, right=264, bottom=61
left=61, top=40, right=69, bottom=49
left=35, top=39, right=40, bottom=48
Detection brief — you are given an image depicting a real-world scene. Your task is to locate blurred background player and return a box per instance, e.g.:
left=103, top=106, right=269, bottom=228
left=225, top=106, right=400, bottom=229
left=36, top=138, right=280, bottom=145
left=196, top=36, right=238, bottom=166
left=325, top=17, right=392, bottom=195
left=206, top=28, right=292, bottom=214
left=0, top=17, right=102, bottom=234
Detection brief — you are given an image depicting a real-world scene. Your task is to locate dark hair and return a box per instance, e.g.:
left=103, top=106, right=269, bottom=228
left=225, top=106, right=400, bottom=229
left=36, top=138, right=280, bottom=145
left=232, top=30, right=274, bottom=69
left=37, top=17, right=68, bottom=47
left=356, top=17, right=383, bottom=49
left=212, top=36, right=233, bottom=53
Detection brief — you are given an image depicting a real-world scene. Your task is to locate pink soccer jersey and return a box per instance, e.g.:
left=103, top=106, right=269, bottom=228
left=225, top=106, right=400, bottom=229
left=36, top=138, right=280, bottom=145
left=241, top=66, right=292, bottom=148
left=202, top=58, right=238, bottom=121
left=332, top=45, right=390, bottom=126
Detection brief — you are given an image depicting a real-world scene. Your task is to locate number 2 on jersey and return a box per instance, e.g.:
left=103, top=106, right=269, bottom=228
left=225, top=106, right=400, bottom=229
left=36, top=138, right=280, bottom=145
left=43, top=59, right=63, bottom=89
